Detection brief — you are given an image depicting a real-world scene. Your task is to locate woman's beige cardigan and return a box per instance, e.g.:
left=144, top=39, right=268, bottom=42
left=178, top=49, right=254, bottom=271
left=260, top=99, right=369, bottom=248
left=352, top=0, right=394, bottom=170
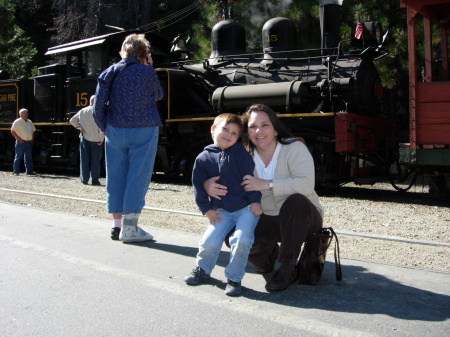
left=254, top=140, right=324, bottom=218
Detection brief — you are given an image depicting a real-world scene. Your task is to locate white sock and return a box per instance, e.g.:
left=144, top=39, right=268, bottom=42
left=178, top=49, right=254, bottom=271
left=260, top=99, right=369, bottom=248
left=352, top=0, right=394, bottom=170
left=113, top=218, right=122, bottom=228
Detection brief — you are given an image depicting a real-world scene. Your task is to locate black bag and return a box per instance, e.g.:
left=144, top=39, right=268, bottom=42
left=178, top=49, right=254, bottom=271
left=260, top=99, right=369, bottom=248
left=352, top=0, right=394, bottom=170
left=297, top=227, right=342, bottom=285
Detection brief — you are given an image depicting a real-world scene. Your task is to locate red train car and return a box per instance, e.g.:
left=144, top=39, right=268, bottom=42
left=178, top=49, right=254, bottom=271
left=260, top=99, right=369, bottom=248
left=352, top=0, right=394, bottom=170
left=398, top=0, right=450, bottom=198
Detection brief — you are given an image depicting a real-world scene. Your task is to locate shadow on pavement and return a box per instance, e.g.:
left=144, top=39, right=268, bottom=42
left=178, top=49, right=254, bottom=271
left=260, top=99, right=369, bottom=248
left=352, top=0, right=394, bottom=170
left=126, top=240, right=450, bottom=322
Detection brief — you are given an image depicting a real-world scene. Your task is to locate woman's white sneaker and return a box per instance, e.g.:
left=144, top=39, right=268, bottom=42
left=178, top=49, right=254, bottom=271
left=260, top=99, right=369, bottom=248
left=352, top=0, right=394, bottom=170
left=119, top=225, right=153, bottom=242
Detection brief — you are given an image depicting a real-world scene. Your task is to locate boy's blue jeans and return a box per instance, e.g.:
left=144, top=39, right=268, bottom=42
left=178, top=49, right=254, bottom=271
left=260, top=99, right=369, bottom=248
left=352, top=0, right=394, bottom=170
left=197, top=206, right=259, bottom=282
left=105, top=125, right=158, bottom=214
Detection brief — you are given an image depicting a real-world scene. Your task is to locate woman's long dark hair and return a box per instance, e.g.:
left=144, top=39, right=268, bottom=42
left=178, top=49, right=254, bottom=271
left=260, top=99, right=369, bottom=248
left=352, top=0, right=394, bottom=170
left=241, top=103, right=298, bottom=153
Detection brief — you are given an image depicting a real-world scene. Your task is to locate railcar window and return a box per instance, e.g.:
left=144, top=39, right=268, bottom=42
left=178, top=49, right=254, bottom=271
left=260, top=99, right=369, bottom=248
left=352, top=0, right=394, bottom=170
left=85, top=48, right=102, bottom=77
left=68, top=53, right=83, bottom=77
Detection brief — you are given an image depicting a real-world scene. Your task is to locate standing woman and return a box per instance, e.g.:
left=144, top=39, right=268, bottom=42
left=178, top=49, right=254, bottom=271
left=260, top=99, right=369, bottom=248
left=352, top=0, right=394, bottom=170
left=94, top=34, right=163, bottom=242
left=205, top=103, right=324, bottom=292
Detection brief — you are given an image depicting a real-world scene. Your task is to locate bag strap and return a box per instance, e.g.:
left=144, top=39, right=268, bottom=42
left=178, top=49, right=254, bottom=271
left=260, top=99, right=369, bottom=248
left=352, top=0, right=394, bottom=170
left=324, top=227, right=342, bottom=281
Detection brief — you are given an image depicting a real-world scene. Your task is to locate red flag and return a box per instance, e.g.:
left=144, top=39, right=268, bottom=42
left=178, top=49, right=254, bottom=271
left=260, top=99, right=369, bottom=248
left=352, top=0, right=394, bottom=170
left=355, top=16, right=363, bottom=39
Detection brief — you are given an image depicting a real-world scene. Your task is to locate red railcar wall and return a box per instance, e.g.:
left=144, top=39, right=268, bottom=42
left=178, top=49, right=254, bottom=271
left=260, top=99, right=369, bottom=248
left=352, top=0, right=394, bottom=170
left=416, top=82, right=450, bottom=145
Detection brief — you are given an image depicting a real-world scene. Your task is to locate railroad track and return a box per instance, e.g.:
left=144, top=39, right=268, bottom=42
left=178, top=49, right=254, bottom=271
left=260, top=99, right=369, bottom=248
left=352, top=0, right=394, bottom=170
left=1, top=186, right=449, bottom=248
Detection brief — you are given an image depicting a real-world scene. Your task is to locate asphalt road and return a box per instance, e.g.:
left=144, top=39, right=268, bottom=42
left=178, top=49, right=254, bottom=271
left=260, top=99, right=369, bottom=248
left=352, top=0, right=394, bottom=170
left=1, top=202, right=449, bottom=336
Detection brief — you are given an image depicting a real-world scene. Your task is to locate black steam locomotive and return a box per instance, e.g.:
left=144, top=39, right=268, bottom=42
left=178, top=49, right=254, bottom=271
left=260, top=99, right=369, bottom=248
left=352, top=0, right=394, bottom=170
left=0, top=1, right=447, bottom=197
left=157, top=3, right=392, bottom=190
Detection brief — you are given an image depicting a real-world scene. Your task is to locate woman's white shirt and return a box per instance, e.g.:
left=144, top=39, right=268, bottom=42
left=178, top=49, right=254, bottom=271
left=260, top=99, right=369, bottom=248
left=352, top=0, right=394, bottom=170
left=253, top=142, right=282, bottom=180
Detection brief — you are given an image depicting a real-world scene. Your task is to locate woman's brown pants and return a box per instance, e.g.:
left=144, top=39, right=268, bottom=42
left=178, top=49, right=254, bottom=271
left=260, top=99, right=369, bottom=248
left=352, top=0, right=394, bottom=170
left=248, top=193, right=323, bottom=269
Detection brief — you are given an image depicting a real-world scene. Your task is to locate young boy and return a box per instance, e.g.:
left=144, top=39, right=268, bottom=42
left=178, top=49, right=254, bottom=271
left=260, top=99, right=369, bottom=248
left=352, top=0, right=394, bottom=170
left=185, top=113, right=262, bottom=297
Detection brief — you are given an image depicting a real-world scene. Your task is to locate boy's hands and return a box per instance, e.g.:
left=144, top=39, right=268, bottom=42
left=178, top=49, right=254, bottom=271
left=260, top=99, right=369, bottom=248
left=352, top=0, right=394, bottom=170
left=205, top=209, right=223, bottom=225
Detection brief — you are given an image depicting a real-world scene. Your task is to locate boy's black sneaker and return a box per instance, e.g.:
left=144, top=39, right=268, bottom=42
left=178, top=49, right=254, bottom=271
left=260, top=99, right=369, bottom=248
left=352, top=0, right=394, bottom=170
left=225, top=279, right=242, bottom=297
left=184, top=266, right=210, bottom=285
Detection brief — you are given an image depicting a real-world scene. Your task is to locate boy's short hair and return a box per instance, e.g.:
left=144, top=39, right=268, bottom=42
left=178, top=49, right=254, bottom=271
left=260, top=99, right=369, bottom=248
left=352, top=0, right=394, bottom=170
left=213, top=113, right=243, bottom=136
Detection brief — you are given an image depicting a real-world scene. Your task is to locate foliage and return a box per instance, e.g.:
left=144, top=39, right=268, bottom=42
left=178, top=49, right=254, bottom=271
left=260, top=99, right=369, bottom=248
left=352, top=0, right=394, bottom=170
left=47, top=0, right=205, bottom=44
left=0, top=1, right=37, bottom=78
left=14, top=0, right=55, bottom=67
left=0, top=1, right=14, bottom=42
left=0, top=25, right=37, bottom=78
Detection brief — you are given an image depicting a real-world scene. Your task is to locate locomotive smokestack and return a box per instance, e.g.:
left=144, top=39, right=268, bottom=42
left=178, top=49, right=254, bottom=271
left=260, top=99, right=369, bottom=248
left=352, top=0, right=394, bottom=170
left=319, top=0, right=343, bottom=55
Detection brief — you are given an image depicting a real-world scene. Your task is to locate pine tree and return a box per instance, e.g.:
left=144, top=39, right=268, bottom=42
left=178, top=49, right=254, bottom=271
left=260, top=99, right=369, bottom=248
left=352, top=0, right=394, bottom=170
left=0, top=1, right=37, bottom=78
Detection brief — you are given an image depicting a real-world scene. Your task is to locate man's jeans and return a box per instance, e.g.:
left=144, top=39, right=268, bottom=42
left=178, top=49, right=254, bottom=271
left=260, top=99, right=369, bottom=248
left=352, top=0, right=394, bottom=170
left=13, top=141, right=33, bottom=174
left=80, top=136, right=103, bottom=183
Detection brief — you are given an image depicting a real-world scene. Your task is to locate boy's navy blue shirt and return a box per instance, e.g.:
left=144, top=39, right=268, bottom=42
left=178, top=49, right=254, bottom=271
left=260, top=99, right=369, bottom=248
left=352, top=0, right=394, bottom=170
left=192, top=142, right=261, bottom=215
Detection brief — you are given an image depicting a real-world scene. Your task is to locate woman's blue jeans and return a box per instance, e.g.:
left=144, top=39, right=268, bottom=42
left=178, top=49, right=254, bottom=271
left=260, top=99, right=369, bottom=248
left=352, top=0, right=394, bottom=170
left=105, top=125, right=158, bottom=214
left=197, top=206, right=259, bottom=282
left=13, top=141, right=33, bottom=174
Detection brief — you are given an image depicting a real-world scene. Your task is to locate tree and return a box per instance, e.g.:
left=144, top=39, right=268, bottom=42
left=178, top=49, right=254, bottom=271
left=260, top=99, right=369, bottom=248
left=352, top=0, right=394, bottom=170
left=49, top=0, right=200, bottom=44
left=0, top=0, right=14, bottom=42
left=14, top=0, right=56, bottom=68
left=0, top=1, right=37, bottom=78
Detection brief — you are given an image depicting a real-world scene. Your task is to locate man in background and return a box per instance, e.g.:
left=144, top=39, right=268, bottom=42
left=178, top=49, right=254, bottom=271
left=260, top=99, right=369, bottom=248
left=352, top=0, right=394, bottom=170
left=11, top=108, right=36, bottom=176
left=70, top=95, right=105, bottom=185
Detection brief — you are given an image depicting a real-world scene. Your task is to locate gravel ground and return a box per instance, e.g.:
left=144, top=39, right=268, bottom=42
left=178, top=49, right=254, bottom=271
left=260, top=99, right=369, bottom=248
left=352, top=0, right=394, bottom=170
left=0, top=170, right=449, bottom=272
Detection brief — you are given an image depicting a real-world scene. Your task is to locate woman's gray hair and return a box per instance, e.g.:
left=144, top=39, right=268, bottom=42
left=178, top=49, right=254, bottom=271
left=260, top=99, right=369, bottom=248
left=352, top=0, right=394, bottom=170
left=119, top=34, right=150, bottom=60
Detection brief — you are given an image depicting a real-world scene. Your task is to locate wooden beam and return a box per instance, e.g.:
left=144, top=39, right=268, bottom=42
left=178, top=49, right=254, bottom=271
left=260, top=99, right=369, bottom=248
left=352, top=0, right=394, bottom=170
left=441, top=25, right=449, bottom=80
left=424, top=17, right=433, bottom=82
left=407, top=8, right=418, bottom=149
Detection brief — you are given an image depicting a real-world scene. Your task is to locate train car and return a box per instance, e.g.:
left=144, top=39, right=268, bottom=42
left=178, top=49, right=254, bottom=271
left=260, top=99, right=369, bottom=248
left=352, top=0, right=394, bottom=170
left=397, top=0, right=450, bottom=198
left=0, top=0, right=448, bottom=199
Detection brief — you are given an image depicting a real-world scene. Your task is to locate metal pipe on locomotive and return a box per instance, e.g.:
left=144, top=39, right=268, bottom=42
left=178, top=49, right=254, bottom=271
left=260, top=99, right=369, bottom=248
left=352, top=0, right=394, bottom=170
left=0, top=0, right=448, bottom=199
